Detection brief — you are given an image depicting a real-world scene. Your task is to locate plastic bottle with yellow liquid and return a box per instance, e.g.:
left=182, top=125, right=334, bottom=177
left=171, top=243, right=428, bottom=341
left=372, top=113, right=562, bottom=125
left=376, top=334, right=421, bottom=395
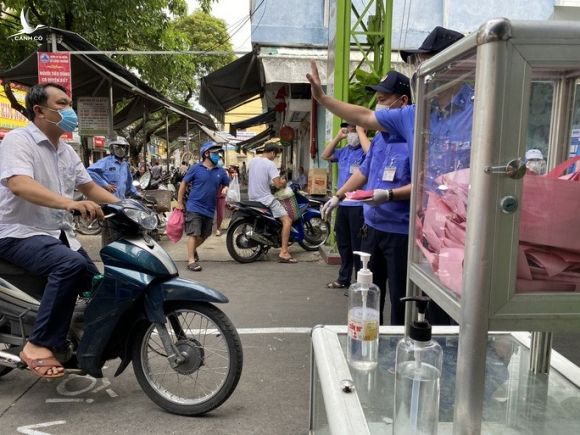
left=347, top=251, right=380, bottom=370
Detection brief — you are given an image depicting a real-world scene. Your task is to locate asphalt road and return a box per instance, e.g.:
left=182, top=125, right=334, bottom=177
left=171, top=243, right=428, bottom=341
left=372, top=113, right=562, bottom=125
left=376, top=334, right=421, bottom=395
left=1, top=233, right=579, bottom=434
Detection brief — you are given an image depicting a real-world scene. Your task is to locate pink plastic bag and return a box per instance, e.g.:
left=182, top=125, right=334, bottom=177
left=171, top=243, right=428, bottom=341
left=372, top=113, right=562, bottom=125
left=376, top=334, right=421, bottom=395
left=520, top=156, right=580, bottom=251
left=166, top=208, right=185, bottom=243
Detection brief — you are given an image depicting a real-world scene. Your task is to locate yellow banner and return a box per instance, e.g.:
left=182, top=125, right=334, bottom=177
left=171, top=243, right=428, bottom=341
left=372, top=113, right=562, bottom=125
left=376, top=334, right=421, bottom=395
left=0, top=83, right=28, bottom=130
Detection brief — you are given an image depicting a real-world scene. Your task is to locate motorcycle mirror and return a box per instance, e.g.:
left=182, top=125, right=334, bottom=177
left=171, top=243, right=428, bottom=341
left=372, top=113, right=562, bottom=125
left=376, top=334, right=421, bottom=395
left=139, top=171, right=152, bottom=190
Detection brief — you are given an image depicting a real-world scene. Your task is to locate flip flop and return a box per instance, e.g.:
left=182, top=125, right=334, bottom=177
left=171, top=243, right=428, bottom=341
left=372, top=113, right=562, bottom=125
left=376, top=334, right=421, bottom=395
left=278, top=256, right=298, bottom=264
left=327, top=281, right=347, bottom=289
left=187, top=262, right=202, bottom=271
left=19, top=351, right=65, bottom=379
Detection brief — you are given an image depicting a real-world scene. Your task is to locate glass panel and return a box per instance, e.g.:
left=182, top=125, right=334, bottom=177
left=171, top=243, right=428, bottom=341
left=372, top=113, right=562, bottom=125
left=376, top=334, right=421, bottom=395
left=310, top=362, right=331, bottom=434
left=517, top=70, right=580, bottom=294
left=338, top=333, right=580, bottom=434
left=414, top=51, right=476, bottom=300
left=568, top=81, right=580, bottom=161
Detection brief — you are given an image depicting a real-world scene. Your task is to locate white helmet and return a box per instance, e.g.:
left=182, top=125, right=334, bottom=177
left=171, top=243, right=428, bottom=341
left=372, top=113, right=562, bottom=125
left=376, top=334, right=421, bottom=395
left=107, top=136, right=129, bottom=159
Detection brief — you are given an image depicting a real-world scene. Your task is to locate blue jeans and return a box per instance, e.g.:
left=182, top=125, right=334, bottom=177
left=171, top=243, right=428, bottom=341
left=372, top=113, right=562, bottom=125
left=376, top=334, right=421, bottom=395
left=0, top=233, right=98, bottom=349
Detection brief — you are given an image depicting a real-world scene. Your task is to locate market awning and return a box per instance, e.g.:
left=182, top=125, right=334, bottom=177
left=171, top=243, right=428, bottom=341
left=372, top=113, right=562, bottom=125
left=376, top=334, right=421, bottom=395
left=0, top=27, right=216, bottom=131
left=238, top=127, right=274, bottom=152
left=199, top=51, right=262, bottom=123
left=259, top=47, right=328, bottom=85
left=229, top=109, right=276, bottom=135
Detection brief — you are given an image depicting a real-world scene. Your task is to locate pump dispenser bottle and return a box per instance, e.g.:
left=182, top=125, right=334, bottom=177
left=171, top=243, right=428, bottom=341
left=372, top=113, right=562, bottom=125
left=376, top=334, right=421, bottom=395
left=393, top=296, right=443, bottom=435
left=347, top=251, right=380, bottom=370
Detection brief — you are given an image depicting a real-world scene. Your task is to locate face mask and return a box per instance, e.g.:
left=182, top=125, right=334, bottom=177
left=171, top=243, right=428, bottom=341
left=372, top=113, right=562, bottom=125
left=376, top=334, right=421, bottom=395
left=217, top=158, right=224, bottom=167
left=111, top=145, right=127, bottom=159
left=209, top=152, right=221, bottom=165
left=526, top=160, right=546, bottom=175
left=375, top=103, right=388, bottom=111
left=43, top=106, right=78, bottom=132
left=347, top=132, right=360, bottom=146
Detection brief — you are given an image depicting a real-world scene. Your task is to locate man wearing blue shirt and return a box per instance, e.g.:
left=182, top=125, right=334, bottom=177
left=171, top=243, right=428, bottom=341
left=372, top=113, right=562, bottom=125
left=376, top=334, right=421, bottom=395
left=310, top=26, right=465, bottom=325
left=322, top=72, right=412, bottom=324
left=87, top=136, right=138, bottom=199
left=322, top=123, right=368, bottom=289
left=176, top=141, right=230, bottom=271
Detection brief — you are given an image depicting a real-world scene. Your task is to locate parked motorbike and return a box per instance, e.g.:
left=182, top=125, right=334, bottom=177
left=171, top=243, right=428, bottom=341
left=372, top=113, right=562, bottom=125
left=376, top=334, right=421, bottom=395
left=0, top=199, right=243, bottom=416
left=226, top=184, right=329, bottom=263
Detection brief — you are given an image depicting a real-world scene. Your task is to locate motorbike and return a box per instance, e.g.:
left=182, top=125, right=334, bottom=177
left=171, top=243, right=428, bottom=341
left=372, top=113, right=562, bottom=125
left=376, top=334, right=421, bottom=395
left=226, top=184, right=330, bottom=263
left=0, top=199, right=243, bottom=416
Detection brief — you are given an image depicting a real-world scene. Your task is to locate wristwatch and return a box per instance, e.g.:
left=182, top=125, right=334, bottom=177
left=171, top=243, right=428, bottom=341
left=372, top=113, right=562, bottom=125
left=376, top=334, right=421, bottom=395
left=387, top=189, right=394, bottom=201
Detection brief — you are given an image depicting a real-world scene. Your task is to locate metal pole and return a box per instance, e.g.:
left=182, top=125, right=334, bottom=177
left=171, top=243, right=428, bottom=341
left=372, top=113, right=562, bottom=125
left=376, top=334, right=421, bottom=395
left=165, top=110, right=170, bottom=173
left=108, top=80, right=114, bottom=138
left=143, top=104, right=148, bottom=166
left=382, top=0, right=393, bottom=76
left=453, top=41, right=507, bottom=435
left=529, top=331, right=553, bottom=374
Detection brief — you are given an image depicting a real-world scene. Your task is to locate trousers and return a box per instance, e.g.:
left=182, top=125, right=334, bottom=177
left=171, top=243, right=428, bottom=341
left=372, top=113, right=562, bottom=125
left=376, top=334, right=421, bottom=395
left=361, top=226, right=409, bottom=325
left=0, top=233, right=98, bottom=349
left=334, top=205, right=364, bottom=286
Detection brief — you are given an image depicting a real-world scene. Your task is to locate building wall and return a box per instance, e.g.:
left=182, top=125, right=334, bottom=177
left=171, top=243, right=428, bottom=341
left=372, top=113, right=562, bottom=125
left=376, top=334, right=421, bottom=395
left=251, top=0, right=559, bottom=50
left=223, top=99, right=267, bottom=135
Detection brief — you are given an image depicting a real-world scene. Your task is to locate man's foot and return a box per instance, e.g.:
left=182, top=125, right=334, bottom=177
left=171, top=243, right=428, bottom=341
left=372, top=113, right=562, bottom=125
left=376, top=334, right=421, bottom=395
left=194, top=251, right=199, bottom=262
left=215, top=230, right=222, bottom=236
left=187, top=262, right=202, bottom=271
left=278, top=255, right=298, bottom=264
left=19, top=343, right=64, bottom=378
left=327, top=281, right=347, bottom=289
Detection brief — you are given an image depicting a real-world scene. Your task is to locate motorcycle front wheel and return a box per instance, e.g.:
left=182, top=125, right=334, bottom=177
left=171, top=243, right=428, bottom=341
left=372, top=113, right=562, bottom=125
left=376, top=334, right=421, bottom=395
left=299, top=216, right=329, bottom=251
left=226, top=218, right=265, bottom=263
left=74, top=216, right=102, bottom=235
left=132, top=302, right=243, bottom=416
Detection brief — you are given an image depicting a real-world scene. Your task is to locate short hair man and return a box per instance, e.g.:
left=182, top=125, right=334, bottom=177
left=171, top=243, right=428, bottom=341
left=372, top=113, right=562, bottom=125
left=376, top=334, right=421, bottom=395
left=248, top=141, right=296, bottom=263
left=322, top=71, right=413, bottom=325
left=0, top=83, right=119, bottom=377
left=176, top=141, right=230, bottom=271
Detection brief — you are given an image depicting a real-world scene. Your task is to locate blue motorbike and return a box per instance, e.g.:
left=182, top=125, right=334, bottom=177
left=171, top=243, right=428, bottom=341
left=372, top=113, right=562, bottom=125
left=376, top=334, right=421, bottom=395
left=226, top=184, right=329, bottom=263
left=0, top=199, right=243, bottom=416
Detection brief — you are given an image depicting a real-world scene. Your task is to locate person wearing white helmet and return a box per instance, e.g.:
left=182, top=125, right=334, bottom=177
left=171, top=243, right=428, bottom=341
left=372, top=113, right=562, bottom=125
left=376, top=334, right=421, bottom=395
left=524, top=148, right=547, bottom=175
left=87, top=136, right=138, bottom=199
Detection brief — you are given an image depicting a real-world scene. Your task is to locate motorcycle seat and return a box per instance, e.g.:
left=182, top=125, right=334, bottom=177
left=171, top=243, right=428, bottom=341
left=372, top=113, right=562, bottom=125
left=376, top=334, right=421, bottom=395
left=0, top=258, right=47, bottom=299
left=240, top=200, right=269, bottom=210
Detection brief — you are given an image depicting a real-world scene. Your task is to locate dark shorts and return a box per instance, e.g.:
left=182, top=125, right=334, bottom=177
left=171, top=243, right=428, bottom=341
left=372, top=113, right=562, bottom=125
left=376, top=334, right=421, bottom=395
left=185, top=211, right=213, bottom=238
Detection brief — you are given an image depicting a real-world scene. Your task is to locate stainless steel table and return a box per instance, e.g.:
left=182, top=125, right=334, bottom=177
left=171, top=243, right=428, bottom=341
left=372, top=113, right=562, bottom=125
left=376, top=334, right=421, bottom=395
left=309, top=326, right=580, bottom=435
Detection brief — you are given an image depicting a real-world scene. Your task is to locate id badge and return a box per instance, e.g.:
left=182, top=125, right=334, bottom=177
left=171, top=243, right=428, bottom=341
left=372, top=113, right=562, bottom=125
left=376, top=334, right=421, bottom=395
left=383, top=166, right=396, bottom=182
left=349, top=164, right=359, bottom=174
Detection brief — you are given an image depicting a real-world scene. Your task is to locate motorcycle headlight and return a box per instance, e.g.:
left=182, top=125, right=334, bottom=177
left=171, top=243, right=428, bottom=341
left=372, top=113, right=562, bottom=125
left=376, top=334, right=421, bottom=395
left=124, top=207, right=158, bottom=230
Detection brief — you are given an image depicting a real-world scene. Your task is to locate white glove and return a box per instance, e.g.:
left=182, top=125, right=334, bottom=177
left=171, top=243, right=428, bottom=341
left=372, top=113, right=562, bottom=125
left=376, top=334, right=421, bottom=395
left=366, top=189, right=392, bottom=206
left=321, top=196, right=340, bottom=220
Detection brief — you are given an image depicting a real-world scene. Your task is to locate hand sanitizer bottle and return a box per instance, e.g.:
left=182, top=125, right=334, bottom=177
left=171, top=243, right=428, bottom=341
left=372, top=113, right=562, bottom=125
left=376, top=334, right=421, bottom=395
left=393, top=296, right=443, bottom=435
left=347, top=251, right=380, bottom=370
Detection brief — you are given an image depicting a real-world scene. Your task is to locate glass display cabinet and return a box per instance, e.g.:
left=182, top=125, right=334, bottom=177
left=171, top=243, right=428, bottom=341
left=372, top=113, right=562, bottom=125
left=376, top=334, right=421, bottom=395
left=404, top=18, right=580, bottom=432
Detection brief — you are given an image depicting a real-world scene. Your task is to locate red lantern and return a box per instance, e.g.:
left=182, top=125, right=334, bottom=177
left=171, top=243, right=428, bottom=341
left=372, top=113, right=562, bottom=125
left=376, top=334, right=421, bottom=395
left=279, top=125, right=295, bottom=142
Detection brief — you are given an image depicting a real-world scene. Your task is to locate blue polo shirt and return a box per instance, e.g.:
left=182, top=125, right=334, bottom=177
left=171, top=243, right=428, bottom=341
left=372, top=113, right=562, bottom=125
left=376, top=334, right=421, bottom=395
left=359, top=134, right=411, bottom=234
left=375, top=84, right=474, bottom=184
left=183, top=163, right=230, bottom=218
left=87, top=155, right=137, bottom=199
left=332, top=145, right=366, bottom=207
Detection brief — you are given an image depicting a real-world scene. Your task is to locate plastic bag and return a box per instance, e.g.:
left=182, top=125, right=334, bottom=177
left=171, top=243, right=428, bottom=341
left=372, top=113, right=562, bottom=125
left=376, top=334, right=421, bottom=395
left=166, top=208, right=185, bottom=243
left=274, top=186, right=294, bottom=200
left=226, top=175, right=241, bottom=203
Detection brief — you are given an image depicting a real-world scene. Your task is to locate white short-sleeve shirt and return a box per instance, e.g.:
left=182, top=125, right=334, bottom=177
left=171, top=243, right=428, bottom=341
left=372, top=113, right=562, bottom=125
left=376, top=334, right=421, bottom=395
left=248, top=157, right=280, bottom=205
left=0, top=123, right=93, bottom=250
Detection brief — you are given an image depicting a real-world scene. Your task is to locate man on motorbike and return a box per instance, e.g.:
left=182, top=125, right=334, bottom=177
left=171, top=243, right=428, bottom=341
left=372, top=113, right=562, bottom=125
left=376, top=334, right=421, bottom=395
left=0, top=83, right=119, bottom=377
left=176, top=141, right=230, bottom=272
left=248, top=141, right=296, bottom=263
left=87, top=136, right=138, bottom=199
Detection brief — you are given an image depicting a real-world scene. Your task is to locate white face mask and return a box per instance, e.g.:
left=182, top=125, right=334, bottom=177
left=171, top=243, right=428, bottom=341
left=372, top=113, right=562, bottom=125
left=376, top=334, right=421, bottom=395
left=375, top=95, right=403, bottom=112
left=347, top=132, right=360, bottom=146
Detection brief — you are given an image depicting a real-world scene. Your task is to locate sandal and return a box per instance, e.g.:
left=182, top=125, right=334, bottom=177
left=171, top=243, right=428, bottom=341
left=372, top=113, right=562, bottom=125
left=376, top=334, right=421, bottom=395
left=19, top=351, right=65, bottom=379
left=327, top=281, right=347, bottom=289
left=187, top=262, right=202, bottom=272
left=194, top=251, right=199, bottom=262
left=278, top=256, right=298, bottom=264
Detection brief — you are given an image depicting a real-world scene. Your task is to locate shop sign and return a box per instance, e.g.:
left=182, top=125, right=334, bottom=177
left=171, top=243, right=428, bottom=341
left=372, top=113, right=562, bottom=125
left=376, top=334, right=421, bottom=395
left=77, top=97, right=111, bottom=136
left=0, top=81, right=28, bottom=130
left=37, top=52, right=72, bottom=95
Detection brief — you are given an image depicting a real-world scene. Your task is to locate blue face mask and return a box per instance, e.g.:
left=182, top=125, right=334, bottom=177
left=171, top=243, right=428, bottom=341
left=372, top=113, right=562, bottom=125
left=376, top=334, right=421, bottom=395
left=209, top=152, right=221, bottom=165
left=43, top=106, right=78, bottom=132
